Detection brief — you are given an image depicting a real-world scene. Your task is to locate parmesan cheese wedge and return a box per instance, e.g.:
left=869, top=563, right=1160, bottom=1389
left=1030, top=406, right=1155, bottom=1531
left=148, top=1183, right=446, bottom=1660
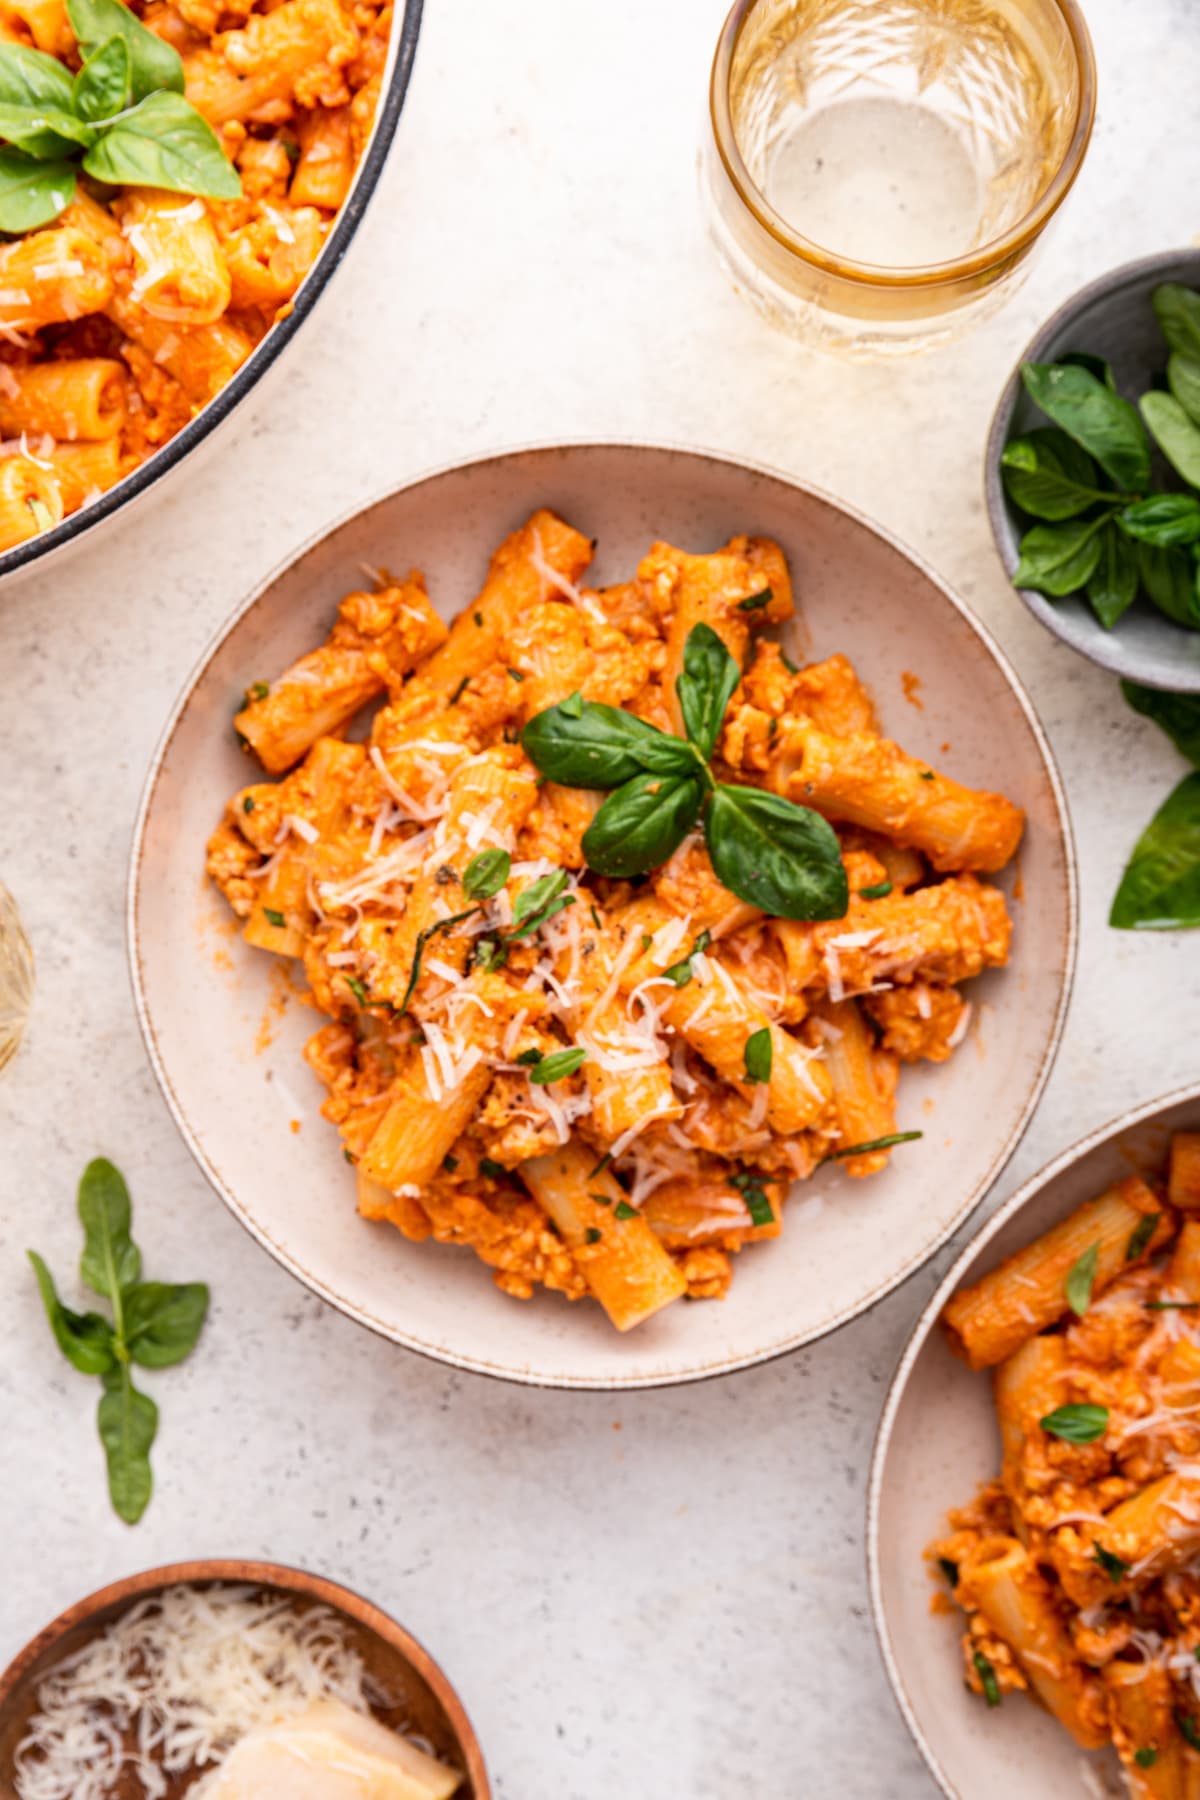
left=192, top=1698, right=463, bottom=1799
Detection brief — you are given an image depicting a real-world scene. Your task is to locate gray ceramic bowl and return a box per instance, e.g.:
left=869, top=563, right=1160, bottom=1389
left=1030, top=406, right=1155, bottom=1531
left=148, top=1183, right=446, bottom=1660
left=986, top=249, right=1200, bottom=693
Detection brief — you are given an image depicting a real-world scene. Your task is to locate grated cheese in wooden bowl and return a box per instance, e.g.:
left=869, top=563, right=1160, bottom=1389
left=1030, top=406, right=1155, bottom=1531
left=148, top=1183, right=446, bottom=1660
left=12, top=1582, right=438, bottom=1799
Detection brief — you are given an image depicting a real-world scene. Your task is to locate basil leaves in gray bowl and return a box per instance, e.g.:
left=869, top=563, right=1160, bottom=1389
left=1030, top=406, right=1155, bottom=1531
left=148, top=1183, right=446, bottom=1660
left=986, top=249, right=1200, bottom=694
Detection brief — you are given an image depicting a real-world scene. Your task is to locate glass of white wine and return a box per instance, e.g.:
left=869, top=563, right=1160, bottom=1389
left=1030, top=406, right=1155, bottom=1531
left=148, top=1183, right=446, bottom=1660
left=0, top=881, right=34, bottom=1074
left=701, top=0, right=1096, bottom=356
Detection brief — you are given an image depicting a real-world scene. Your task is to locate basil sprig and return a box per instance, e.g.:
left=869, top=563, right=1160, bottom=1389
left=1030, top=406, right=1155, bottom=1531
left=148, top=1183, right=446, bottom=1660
left=0, top=0, right=239, bottom=233
left=28, top=1158, right=208, bottom=1524
left=520, top=624, right=848, bottom=921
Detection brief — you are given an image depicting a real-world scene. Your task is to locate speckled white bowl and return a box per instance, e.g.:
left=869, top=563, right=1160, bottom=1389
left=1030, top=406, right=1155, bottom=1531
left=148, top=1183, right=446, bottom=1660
left=128, top=443, right=1076, bottom=1389
left=869, top=1083, right=1200, bottom=1800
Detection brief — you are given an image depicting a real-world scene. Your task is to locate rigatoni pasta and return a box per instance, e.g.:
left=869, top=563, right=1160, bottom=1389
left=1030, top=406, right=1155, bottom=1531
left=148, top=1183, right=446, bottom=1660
left=931, top=1133, right=1200, bottom=1791
left=207, top=508, right=1022, bottom=1331
left=0, top=0, right=392, bottom=550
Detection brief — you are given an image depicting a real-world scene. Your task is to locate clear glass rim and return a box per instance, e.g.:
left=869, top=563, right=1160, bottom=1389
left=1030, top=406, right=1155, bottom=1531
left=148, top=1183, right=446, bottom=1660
left=708, top=0, right=1098, bottom=290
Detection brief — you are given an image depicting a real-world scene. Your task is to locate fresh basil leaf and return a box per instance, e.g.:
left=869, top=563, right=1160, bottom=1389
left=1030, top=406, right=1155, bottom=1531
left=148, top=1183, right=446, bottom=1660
left=1011, top=515, right=1107, bottom=597
left=582, top=773, right=704, bottom=877
left=28, top=1250, right=116, bottom=1375
left=78, top=1157, right=141, bottom=1302
left=462, top=847, right=510, bottom=901
left=1110, top=772, right=1200, bottom=929
left=1137, top=541, right=1200, bottom=628
left=0, top=100, right=96, bottom=158
left=1021, top=361, right=1150, bottom=491
left=1134, top=1748, right=1159, bottom=1769
left=0, top=44, right=74, bottom=110
left=1060, top=351, right=1117, bottom=391
left=83, top=91, right=241, bottom=198
left=1154, top=283, right=1200, bottom=360
left=527, top=1046, right=586, bottom=1085
left=122, top=1280, right=209, bottom=1368
left=1179, top=1714, right=1200, bottom=1754
left=1039, top=1402, right=1108, bottom=1444
left=522, top=696, right=696, bottom=788
left=1140, top=391, right=1200, bottom=490
left=676, top=621, right=741, bottom=760
left=73, top=33, right=131, bottom=122
left=1065, top=1241, right=1098, bottom=1317
left=743, top=1026, right=772, bottom=1085
left=97, top=1365, right=157, bottom=1524
left=1000, top=428, right=1111, bottom=521
left=1119, top=494, right=1200, bottom=547
left=705, top=785, right=848, bottom=921
left=1168, top=353, right=1200, bottom=428
left=0, top=148, right=74, bottom=230
left=1086, top=522, right=1139, bottom=630
left=66, top=0, right=183, bottom=101
left=1120, top=681, right=1200, bottom=766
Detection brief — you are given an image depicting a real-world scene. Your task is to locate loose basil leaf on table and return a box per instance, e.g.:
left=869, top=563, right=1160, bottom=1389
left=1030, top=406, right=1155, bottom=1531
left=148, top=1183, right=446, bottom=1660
left=1021, top=361, right=1151, bottom=492
left=676, top=620, right=741, bottom=760
left=74, top=34, right=132, bottom=123
left=1012, top=516, right=1106, bottom=597
left=582, top=772, right=704, bottom=878
left=83, top=90, right=241, bottom=198
left=705, top=785, right=848, bottom=921
left=1153, top=282, right=1200, bottom=361
left=1140, top=391, right=1200, bottom=490
left=1168, top=352, right=1200, bottom=428
left=1120, top=681, right=1200, bottom=766
left=1119, top=494, right=1200, bottom=547
left=28, top=1251, right=116, bottom=1375
left=1137, top=541, right=1200, bottom=629
left=1111, top=771, right=1200, bottom=930
left=98, top=1366, right=158, bottom=1524
left=0, top=101, right=95, bottom=158
left=78, top=1156, right=142, bottom=1302
left=0, top=147, right=74, bottom=231
left=521, top=694, right=697, bottom=788
left=66, top=0, right=184, bottom=102
left=122, top=1281, right=210, bottom=1368
left=1000, top=428, right=1112, bottom=521
left=1086, top=522, right=1139, bottom=629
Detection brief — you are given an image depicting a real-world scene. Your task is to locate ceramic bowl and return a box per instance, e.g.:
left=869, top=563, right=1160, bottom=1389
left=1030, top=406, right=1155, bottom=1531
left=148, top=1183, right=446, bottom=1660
left=128, top=442, right=1077, bottom=1389
left=0, top=1559, right=489, bottom=1797
left=986, top=249, right=1200, bottom=693
left=869, top=1082, right=1200, bottom=1800
left=0, top=1, right=423, bottom=588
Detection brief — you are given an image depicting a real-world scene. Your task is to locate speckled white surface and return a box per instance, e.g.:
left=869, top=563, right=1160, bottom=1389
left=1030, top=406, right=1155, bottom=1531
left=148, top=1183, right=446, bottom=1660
left=0, top=1, right=1197, bottom=1793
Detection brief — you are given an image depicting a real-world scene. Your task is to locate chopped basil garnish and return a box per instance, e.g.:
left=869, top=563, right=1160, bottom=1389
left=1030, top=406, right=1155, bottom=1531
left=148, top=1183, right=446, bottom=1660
left=973, top=1650, right=1001, bottom=1708
left=479, top=1158, right=506, bottom=1180
left=1126, top=1212, right=1160, bottom=1260
left=263, top=907, right=285, bottom=928
left=396, top=906, right=479, bottom=1017
left=248, top=680, right=269, bottom=701
left=661, top=928, right=712, bottom=988
left=528, top=1046, right=586, bottom=1085
left=743, top=1026, right=772, bottom=1085
left=825, top=1131, right=924, bottom=1161
left=859, top=880, right=892, bottom=900
left=508, top=869, right=575, bottom=939
left=1039, top=1403, right=1109, bottom=1444
left=1065, top=1241, right=1099, bottom=1317
left=515, top=1048, right=544, bottom=1067
left=737, top=586, right=772, bottom=612
left=463, top=848, right=511, bottom=901
left=1134, top=1747, right=1159, bottom=1768
left=442, top=1154, right=459, bottom=1172
left=1092, top=1543, right=1128, bottom=1583
left=1178, top=1713, right=1200, bottom=1753
left=242, top=796, right=255, bottom=814
left=614, top=1200, right=636, bottom=1220
left=1145, top=1300, right=1200, bottom=1310
left=585, top=1227, right=601, bottom=1244
left=449, top=676, right=469, bottom=706
left=730, top=1171, right=774, bottom=1227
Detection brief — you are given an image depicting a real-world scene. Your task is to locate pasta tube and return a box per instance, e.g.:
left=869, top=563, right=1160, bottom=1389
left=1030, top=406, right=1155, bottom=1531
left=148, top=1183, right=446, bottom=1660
left=0, top=453, right=62, bottom=548
left=0, top=358, right=125, bottom=440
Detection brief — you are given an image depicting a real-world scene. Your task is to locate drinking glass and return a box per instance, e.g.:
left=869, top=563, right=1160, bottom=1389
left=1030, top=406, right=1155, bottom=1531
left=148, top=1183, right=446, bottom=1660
left=0, top=881, right=34, bottom=1074
left=701, top=0, right=1096, bottom=356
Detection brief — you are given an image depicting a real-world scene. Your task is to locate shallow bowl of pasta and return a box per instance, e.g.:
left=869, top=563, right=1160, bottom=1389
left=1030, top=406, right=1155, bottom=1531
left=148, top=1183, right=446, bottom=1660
left=128, top=442, right=1076, bottom=1388
left=869, top=1082, right=1200, bottom=1800
left=0, top=0, right=421, bottom=576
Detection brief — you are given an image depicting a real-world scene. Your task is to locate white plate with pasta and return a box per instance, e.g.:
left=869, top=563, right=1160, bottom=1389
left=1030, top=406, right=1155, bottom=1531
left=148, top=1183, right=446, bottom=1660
left=128, top=442, right=1076, bottom=1387
left=0, top=0, right=421, bottom=576
left=870, top=1082, right=1200, bottom=1799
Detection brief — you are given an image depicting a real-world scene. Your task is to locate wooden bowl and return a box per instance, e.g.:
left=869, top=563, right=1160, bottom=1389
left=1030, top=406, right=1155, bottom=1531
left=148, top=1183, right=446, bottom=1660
left=0, top=1560, right=489, bottom=1799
